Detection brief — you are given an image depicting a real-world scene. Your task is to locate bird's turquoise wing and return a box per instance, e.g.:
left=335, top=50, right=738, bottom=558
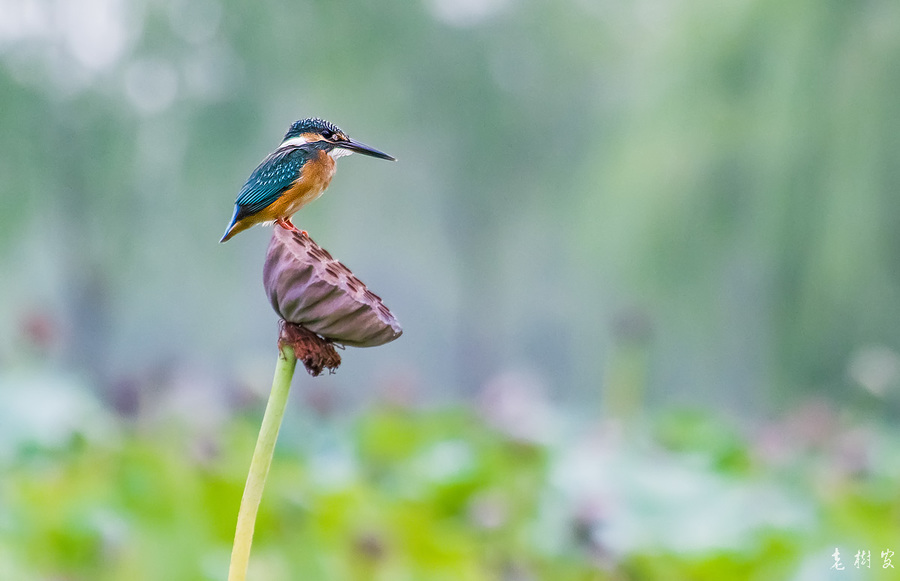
left=233, top=147, right=309, bottom=219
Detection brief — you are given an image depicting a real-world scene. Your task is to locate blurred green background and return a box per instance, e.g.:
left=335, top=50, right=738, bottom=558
left=2, top=0, right=900, bottom=579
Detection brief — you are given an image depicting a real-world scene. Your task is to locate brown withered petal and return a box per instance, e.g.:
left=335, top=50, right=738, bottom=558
left=263, top=226, right=402, bottom=347
left=279, top=322, right=342, bottom=377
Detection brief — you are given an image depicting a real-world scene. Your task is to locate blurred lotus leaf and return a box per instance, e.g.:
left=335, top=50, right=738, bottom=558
left=263, top=226, right=402, bottom=348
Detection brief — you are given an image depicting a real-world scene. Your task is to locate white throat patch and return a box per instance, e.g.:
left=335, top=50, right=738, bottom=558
left=329, top=148, right=353, bottom=159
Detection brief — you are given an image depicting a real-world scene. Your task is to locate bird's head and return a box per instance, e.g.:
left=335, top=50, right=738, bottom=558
left=282, top=118, right=395, bottom=161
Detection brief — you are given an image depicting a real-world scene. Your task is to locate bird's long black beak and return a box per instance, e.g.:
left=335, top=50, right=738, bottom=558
left=339, top=139, right=396, bottom=161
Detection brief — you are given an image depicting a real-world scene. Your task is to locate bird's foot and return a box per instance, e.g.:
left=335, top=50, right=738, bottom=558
left=276, top=217, right=307, bottom=236
left=275, top=217, right=297, bottom=231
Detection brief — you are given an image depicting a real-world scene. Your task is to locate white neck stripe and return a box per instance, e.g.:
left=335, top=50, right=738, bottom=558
left=279, top=135, right=313, bottom=149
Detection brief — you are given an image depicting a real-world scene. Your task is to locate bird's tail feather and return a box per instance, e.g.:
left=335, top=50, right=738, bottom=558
left=219, top=207, right=242, bottom=243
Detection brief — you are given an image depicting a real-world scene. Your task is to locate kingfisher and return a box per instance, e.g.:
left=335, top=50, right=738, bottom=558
left=220, top=118, right=395, bottom=243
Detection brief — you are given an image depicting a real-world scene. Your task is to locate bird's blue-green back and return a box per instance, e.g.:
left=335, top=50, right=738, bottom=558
left=232, top=147, right=312, bottom=221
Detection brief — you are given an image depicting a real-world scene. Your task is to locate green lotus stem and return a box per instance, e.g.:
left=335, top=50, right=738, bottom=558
left=228, top=344, right=297, bottom=581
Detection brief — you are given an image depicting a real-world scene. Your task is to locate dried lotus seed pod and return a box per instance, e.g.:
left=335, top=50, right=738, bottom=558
left=263, top=226, right=402, bottom=348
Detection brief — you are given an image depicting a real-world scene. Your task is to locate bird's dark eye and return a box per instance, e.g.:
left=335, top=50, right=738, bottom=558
left=321, top=129, right=333, bottom=139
